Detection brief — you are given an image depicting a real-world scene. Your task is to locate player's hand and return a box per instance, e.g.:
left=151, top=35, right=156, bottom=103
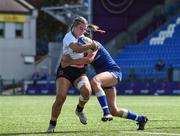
left=90, top=40, right=98, bottom=51
left=61, top=55, right=71, bottom=68
left=85, top=49, right=94, bottom=58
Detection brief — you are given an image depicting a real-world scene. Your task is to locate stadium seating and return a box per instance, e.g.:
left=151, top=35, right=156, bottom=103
left=115, top=14, right=180, bottom=81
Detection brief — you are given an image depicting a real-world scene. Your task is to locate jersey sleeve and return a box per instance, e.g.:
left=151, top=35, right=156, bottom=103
left=63, top=34, right=76, bottom=47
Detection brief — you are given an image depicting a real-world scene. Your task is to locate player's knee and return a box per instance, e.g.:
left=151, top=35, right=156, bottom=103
left=77, top=80, right=91, bottom=92
left=91, top=77, right=101, bottom=88
left=109, top=106, right=119, bottom=116
left=80, top=86, right=91, bottom=100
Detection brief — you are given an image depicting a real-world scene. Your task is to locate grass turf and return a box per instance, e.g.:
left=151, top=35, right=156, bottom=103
left=0, top=96, right=180, bottom=136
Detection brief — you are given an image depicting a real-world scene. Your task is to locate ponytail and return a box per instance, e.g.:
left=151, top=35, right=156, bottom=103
left=88, top=24, right=99, bottom=32
left=86, top=24, right=106, bottom=37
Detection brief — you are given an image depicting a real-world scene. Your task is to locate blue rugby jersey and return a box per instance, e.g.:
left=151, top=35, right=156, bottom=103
left=91, top=41, right=120, bottom=73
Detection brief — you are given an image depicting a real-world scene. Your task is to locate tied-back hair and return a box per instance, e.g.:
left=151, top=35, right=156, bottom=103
left=70, top=16, right=88, bottom=31
left=84, top=24, right=100, bottom=39
left=70, top=16, right=100, bottom=39
left=88, top=24, right=99, bottom=32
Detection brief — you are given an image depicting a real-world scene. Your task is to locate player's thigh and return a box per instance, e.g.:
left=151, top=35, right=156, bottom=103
left=104, top=88, right=118, bottom=109
left=56, top=77, right=71, bottom=100
left=73, top=74, right=92, bottom=94
left=92, top=72, right=118, bottom=87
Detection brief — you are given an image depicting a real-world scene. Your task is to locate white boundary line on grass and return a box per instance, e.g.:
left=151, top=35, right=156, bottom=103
left=121, top=131, right=180, bottom=136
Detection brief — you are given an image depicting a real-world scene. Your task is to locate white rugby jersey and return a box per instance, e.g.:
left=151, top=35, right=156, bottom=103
left=62, top=31, right=84, bottom=68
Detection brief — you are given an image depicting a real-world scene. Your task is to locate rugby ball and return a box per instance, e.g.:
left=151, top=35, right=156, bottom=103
left=78, top=36, right=92, bottom=45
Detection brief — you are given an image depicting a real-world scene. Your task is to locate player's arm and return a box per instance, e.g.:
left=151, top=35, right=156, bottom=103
left=61, top=50, right=98, bottom=68
left=69, top=41, right=98, bottom=53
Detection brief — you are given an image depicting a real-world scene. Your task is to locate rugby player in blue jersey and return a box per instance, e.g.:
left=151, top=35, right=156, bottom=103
left=61, top=36, right=148, bottom=130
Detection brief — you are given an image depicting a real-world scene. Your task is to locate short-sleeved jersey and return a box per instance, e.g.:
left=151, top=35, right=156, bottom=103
left=63, top=31, right=84, bottom=68
left=91, top=41, right=120, bottom=74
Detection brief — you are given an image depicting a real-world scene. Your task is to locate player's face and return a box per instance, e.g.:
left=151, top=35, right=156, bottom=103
left=74, top=23, right=87, bottom=38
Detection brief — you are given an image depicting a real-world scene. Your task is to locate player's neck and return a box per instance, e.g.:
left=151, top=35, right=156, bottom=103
left=71, top=31, right=77, bottom=38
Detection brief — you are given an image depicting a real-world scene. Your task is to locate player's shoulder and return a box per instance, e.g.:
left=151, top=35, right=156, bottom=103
left=63, top=31, right=76, bottom=43
left=64, top=31, right=73, bottom=39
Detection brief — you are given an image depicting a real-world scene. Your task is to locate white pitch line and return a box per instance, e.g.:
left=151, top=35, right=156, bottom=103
left=120, top=131, right=180, bottom=136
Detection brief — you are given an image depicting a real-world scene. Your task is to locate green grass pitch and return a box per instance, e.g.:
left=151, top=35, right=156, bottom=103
left=0, top=96, right=180, bottom=136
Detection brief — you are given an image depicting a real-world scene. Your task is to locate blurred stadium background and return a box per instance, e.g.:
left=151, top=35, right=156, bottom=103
left=0, top=0, right=180, bottom=135
left=0, top=0, right=179, bottom=95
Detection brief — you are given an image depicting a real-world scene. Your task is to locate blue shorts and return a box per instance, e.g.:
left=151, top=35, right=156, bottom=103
left=97, top=69, right=122, bottom=90
left=96, top=66, right=122, bottom=83
left=110, top=70, right=122, bottom=83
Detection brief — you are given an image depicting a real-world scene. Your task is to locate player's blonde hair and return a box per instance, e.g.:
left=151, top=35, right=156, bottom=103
left=88, top=24, right=99, bottom=32
left=70, top=16, right=99, bottom=32
left=70, top=16, right=88, bottom=31
left=70, top=16, right=101, bottom=39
